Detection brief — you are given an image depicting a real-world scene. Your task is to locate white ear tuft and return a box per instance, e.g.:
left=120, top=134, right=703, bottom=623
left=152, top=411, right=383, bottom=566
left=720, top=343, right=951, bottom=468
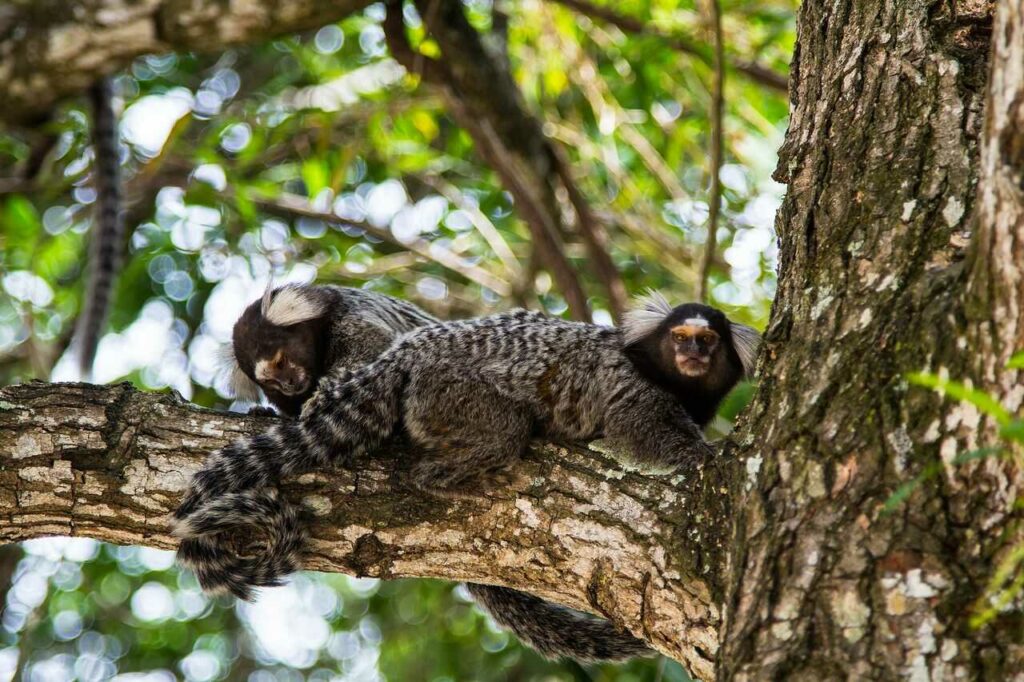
left=260, top=280, right=274, bottom=317
left=263, top=285, right=326, bottom=327
left=730, top=323, right=761, bottom=378
left=218, top=342, right=262, bottom=402
left=621, top=289, right=675, bottom=346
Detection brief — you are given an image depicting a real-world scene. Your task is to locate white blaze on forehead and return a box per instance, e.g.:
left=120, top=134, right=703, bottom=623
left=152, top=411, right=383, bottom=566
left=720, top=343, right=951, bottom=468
left=261, top=284, right=326, bottom=326
left=684, top=317, right=709, bottom=327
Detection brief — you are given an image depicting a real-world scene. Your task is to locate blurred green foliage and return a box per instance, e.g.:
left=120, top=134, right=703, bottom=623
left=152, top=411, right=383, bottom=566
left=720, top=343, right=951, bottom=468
left=0, top=0, right=794, bottom=678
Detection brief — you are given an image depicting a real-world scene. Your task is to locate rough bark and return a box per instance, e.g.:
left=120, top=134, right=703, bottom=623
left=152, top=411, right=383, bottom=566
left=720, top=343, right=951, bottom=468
left=0, top=0, right=373, bottom=124
left=0, top=381, right=729, bottom=679
left=721, top=0, right=1022, bottom=679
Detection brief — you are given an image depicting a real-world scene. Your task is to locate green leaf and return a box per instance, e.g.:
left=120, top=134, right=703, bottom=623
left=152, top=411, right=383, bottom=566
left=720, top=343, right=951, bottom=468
left=301, top=158, right=329, bottom=196
left=999, top=420, right=1024, bottom=443
left=1008, top=352, right=1024, bottom=369
left=1, top=195, right=41, bottom=269
left=971, top=543, right=1024, bottom=628
left=907, top=372, right=1012, bottom=425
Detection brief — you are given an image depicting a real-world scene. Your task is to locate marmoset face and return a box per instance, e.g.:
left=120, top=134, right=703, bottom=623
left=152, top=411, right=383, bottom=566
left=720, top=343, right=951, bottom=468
left=254, top=349, right=311, bottom=396
left=669, top=319, right=721, bottom=377
left=232, top=298, right=324, bottom=400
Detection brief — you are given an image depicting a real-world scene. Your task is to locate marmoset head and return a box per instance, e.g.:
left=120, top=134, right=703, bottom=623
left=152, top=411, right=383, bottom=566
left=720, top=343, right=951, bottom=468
left=622, top=291, right=760, bottom=425
left=222, top=284, right=329, bottom=416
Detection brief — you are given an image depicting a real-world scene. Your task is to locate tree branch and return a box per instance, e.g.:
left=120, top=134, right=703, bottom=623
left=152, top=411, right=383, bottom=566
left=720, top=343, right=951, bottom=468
left=697, top=0, right=726, bottom=303
left=249, top=190, right=513, bottom=296
left=0, top=0, right=377, bottom=124
left=547, top=0, right=788, bottom=93
left=383, top=1, right=593, bottom=320
left=0, top=381, right=731, bottom=679
left=413, top=174, right=524, bottom=280
left=384, top=0, right=633, bottom=321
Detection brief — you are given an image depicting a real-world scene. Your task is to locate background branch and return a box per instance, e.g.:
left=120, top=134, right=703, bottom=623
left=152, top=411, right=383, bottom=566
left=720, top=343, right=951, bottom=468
left=385, top=0, right=633, bottom=320
left=250, top=190, right=512, bottom=296
left=384, top=0, right=592, bottom=320
left=0, top=0, right=376, bottom=124
left=698, top=0, right=726, bottom=303
left=547, top=0, right=788, bottom=93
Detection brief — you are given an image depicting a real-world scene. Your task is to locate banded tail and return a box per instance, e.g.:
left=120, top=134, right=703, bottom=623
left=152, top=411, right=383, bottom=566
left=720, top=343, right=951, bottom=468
left=466, top=583, right=654, bottom=661
left=173, top=354, right=408, bottom=595
left=77, top=77, right=125, bottom=378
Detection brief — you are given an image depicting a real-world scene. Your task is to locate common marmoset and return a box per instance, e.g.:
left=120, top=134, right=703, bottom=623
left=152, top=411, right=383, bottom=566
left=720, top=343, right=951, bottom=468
left=175, top=290, right=759, bottom=661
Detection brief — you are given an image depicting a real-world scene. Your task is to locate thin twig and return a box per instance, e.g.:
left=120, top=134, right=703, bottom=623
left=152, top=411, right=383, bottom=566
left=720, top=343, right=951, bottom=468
left=555, top=26, right=689, bottom=202
left=550, top=147, right=628, bottom=320
left=385, top=0, right=593, bottom=320
left=548, top=0, right=788, bottom=92
left=252, top=191, right=512, bottom=296
left=698, top=0, right=725, bottom=303
left=418, top=0, right=624, bottom=319
left=416, top=174, right=523, bottom=278
left=544, top=124, right=698, bottom=275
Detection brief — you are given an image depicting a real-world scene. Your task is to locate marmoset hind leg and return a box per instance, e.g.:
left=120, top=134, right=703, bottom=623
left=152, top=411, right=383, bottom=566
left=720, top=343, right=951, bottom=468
left=403, top=370, right=533, bottom=496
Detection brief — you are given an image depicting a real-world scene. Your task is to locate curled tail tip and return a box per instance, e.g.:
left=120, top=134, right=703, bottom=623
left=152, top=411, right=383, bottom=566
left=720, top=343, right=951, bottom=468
left=175, top=538, right=267, bottom=602
left=173, top=494, right=308, bottom=601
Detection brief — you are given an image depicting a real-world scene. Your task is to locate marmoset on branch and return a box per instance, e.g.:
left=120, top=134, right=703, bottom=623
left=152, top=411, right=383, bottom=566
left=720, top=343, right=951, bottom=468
left=174, top=286, right=759, bottom=662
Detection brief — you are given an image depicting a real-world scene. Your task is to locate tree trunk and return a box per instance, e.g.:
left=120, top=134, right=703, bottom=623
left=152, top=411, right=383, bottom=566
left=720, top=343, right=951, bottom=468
left=720, top=0, right=1022, bottom=679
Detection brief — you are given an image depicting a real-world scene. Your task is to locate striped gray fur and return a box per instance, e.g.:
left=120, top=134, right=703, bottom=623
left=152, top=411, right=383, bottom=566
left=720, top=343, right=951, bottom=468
left=465, top=584, right=653, bottom=662
left=226, top=284, right=438, bottom=415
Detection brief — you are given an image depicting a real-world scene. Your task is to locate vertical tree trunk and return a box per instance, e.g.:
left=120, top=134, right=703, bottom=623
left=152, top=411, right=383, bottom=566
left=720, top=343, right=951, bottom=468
left=721, top=0, right=1022, bottom=678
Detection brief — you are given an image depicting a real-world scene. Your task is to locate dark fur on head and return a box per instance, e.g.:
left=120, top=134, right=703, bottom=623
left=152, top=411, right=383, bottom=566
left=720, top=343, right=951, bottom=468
left=222, top=283, right=438, bottom=416
left=622, top=291, right=760, bottom=427
left=229, top=285, right=331, bottom=416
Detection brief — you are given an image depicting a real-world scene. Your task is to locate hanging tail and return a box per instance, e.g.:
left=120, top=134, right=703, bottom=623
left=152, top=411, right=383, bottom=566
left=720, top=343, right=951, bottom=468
left=466, top=583, right=654, bottom=662
left=77, top=77, right=125, bottom=378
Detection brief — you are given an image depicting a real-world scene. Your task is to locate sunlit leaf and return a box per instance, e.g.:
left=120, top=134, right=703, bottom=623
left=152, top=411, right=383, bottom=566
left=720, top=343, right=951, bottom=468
left=1, top=195, right=41, bottom=269
left=1000, top=420, right=1024, bottom=443
left=907, top=372, right=1012, bottom=425
left=301, top=158, right=330, bottom=196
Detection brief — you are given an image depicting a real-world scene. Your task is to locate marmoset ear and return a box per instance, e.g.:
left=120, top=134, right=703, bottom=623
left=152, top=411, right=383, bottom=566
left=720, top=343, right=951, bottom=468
left=621, top=290, right=675, bottom=346
left=217, top=342, right=261, bottom=402
left=730, top=323, right=761, bottom=378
